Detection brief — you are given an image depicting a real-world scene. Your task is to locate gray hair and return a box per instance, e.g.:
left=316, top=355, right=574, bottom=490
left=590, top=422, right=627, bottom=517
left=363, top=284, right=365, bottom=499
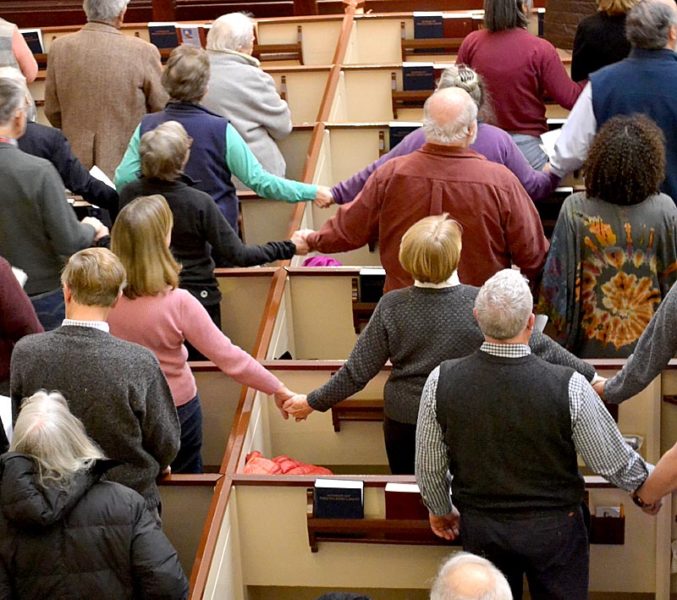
left=0, top=67, right=36, bottom=122
left=162, top=45, right=210, bottom=102
left=207, top=12, right=256, bottom=52
left=11, top=391, right=105, bottom=490
left=140, top=120, right=191, bottom=180
left=0, top=76, right=27, bottom=126
left=83, top=0, right=129, bottom=23
left=437, top=65, right=484, bottom=109
left=430, top=552, right=513, bottom=600
left=626, top=0, right=677, bottom=49
left=423, top=90, right=478, bottom=145
left=474, top=269, right=533, bottom=340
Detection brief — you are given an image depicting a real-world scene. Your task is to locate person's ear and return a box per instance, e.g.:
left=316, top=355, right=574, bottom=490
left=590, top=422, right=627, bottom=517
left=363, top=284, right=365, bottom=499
left=110, top=289, right=123, bottom=309
left=472, top=307, right=479, bottom=323
left=526, top=313, right=536, bottom=331
left=62, top=283, right=72, bottom=304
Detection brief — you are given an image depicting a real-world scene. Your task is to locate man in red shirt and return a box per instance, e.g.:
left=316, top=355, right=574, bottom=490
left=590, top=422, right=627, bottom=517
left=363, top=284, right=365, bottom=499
left=304, top=87, right=549, bottom=292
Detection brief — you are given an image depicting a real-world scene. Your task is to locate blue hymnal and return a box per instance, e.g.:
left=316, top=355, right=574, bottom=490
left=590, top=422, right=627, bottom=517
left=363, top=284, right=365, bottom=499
left=148, top=22, right=179, bottom=49
left=413, top=12, right=444, bottom=39
left=314, top=479, right=364, bottom=519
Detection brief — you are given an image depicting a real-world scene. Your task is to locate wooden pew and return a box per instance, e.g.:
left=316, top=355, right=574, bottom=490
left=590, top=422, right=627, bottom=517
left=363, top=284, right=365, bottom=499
left=159, top=474, right=223, bottom=575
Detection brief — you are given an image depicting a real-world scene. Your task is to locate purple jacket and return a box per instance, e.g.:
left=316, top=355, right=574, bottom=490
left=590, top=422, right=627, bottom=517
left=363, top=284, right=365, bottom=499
left=331, top=123, right=560, bottom=204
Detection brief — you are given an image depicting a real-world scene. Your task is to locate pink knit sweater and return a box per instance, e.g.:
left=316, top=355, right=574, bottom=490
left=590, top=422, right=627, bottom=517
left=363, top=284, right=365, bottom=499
left=108, top=288, right=282, bottom=406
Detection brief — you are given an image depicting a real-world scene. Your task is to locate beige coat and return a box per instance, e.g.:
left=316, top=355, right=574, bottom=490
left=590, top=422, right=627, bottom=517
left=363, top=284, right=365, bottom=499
left=45, top=22, right=168, bottom=178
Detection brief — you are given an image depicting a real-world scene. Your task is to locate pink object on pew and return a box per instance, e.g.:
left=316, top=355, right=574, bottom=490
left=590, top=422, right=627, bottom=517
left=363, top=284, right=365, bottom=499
left=243, top=451, right=333, bottom=475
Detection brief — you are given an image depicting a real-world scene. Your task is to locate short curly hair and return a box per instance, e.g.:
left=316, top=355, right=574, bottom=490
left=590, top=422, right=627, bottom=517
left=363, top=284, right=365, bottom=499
left=585, top=114, right=665, bottom=206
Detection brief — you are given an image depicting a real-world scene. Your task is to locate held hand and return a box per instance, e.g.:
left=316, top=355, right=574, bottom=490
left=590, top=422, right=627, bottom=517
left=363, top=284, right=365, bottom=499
left=82, top=216, right=109, bottom=241
left=283, top=394, right=314, bottom=422
left=592, top=378, right=607, bottom=399
left=273, top=385, right=296, bottom=420
left=429, top=508, right=460, bottom=541
left=314, top=185, right=334, bottom=208
left=641, top=501, right=662, bottom=516
left=290, top=230, right=311, bottom=255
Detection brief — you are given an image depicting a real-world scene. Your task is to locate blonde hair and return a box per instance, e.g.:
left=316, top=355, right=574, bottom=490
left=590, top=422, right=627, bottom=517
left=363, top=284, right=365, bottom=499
left=399, top=214, right=463, bottom=283
left=111, top=195, right=180, bottom=299
left=61, top=248, right=126, bottom=307
left=11, top=391, right=105, bottom=489
left=140, top=121, right=191, bottom=181
left=162, top=45, right=210, bottom=102
left=598, top=0, right=637, bottom=15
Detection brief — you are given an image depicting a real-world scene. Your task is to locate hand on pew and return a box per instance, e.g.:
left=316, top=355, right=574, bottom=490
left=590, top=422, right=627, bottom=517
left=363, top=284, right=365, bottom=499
left=314, top=185, right=335, bottom=208
left=429, top=508, right=461, bottom=541
left=291, top=229, right=314, bottom=255
left=82, top=216, right=109, bottom=241
left=283, top=393, right=314, bottom=422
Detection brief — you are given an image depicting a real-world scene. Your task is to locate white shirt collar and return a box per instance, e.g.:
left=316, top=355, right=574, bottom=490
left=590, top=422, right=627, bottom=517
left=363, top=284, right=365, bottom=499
left=414, top=271, right=460, bottom=289
left=61, top=319, right=109, bottom=333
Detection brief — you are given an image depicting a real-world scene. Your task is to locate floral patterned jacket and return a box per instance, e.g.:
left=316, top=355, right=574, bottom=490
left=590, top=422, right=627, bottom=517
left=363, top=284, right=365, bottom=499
left=537, top=192, right=677, bottom=357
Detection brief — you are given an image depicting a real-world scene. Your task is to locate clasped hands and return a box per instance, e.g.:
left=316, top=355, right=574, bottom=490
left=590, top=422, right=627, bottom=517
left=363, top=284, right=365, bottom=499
left=273, top=386, right=314, bottom=421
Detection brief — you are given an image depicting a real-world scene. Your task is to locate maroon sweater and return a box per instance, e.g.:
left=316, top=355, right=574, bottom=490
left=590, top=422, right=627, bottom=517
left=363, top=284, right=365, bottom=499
left=457, top=28, right=584, bottom=136
left=0, top=258, right=43, bottom=389
left=307, top=144, right=549, bottom=293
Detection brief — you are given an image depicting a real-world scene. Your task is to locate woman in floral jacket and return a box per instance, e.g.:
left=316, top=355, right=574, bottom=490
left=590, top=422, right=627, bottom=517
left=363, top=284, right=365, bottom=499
left=538, top=115, right=677, bottom=357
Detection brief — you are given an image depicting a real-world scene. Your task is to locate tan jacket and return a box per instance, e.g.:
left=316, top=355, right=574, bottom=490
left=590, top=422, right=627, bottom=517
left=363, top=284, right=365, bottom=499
left=45, top=22, right=168, bottom=178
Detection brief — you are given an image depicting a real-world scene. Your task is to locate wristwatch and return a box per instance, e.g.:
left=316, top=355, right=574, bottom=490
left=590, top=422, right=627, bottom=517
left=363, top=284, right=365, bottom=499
left=631, top=490, right=650, bottom=509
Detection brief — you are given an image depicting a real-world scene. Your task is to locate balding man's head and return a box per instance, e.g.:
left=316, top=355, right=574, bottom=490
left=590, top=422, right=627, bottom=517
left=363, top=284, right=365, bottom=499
left=626, top=0, right=677, bottom=49
left=422, top=87, right=478, bottom=147
left=430, top=553, right=512, bottom=600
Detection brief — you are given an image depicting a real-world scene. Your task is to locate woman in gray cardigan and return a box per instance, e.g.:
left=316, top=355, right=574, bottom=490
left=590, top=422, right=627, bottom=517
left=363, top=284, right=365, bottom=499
left=202, top=12, right=292, bottom=178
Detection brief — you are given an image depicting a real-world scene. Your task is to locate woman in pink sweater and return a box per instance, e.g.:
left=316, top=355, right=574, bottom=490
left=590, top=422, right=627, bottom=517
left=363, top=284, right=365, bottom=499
left=108, top=194, right=297, bottom=473
left=457, top=0, right=584, bottom=169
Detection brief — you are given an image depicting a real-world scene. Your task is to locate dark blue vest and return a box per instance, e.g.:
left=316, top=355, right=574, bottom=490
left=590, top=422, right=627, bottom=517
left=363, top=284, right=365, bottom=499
left=591, top=49, right=677, bottom=202
left=140, top=102, right=239, bottom=230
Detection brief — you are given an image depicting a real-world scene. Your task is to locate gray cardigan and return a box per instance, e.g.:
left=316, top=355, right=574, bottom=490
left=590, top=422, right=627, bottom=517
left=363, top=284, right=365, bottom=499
left=308, top=285, right=596, bottom=424
left=0, top=144, right=94, bottom=295
left=203, top=50, right=292, bottom=177
left=10, top=326, right=180, bottom=509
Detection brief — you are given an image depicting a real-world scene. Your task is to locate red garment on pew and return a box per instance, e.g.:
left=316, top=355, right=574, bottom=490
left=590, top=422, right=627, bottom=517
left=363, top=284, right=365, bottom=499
left=243, top=451, right=333, bottom=476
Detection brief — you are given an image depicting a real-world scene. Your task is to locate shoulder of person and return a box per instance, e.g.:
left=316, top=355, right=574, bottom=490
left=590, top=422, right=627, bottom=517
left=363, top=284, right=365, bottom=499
left=77, top=480, right=146, bottom=523
left=108, top=334, right=163, bottom=369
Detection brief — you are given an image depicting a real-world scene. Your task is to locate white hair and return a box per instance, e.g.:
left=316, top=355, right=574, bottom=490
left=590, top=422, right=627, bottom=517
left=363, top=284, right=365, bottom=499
left=474, top=269, right=533, bottom=340
left=0, top=76, right=27, bottom=126
left=207, top=12, right=256, bottom=52
left=430, top=553, right=513, bottom=600
left=83, top=0, right=129, bottom=23
left=11, top=391, right=105, bottom=489
left=422, top=91, right=478, bottom=145
left=0, top=66, right=36, bottom=122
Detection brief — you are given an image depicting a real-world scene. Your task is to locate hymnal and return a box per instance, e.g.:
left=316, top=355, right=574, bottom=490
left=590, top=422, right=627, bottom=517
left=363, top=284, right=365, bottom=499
left=388, top=121, right=420, bottom=151
left=402, top=62, right=435, bottom=91
left=19, top=29, right=43, bottom=54
left=148, top=22, right=179, bottom=49
left=385, top=482, right=429, bottom=520
left=314, top=478, right=364, bottom=519
left=413, top=12, right=443, bottom=39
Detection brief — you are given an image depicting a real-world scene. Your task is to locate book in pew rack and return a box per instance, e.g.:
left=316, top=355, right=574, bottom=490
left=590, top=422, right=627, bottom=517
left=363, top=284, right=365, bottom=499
left=148, top=22, right=179, bottom=49
left=19, top=29, right=44, bottom=55
left=177, top=24, right=206, bottom=48
left=412, top=12, right=477, bottom=54
left=402, top=62, right=446, bottom=91
left=388, top=122, right=420, bottom=152
left=385, top=482, right=430, bottom=521
left=314, top=479, right=364, bottom=519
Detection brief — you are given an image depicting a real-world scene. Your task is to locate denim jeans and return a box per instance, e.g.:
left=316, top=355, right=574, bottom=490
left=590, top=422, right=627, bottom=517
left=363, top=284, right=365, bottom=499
left=460, top=506, right=589, bottom=600
left=510, top=133, right=549, bottom=170
left=172, top=394, right=203, bottom=474
left=30, top=288, right=65, bottom=331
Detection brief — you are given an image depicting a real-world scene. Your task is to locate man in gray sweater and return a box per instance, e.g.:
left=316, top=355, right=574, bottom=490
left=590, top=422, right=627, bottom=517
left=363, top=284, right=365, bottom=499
left=0, top=74, right=108, bottom=330
left=10, top=248, right=180, bottom=514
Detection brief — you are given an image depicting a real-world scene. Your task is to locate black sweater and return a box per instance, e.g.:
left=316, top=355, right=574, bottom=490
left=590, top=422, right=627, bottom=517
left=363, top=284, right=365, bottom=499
left=119, top=176, right=295, bottom=306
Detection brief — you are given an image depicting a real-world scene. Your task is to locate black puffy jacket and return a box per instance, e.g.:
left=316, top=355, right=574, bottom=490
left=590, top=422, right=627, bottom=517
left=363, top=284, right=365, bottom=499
left=0, top=453, right=188, bottom=599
